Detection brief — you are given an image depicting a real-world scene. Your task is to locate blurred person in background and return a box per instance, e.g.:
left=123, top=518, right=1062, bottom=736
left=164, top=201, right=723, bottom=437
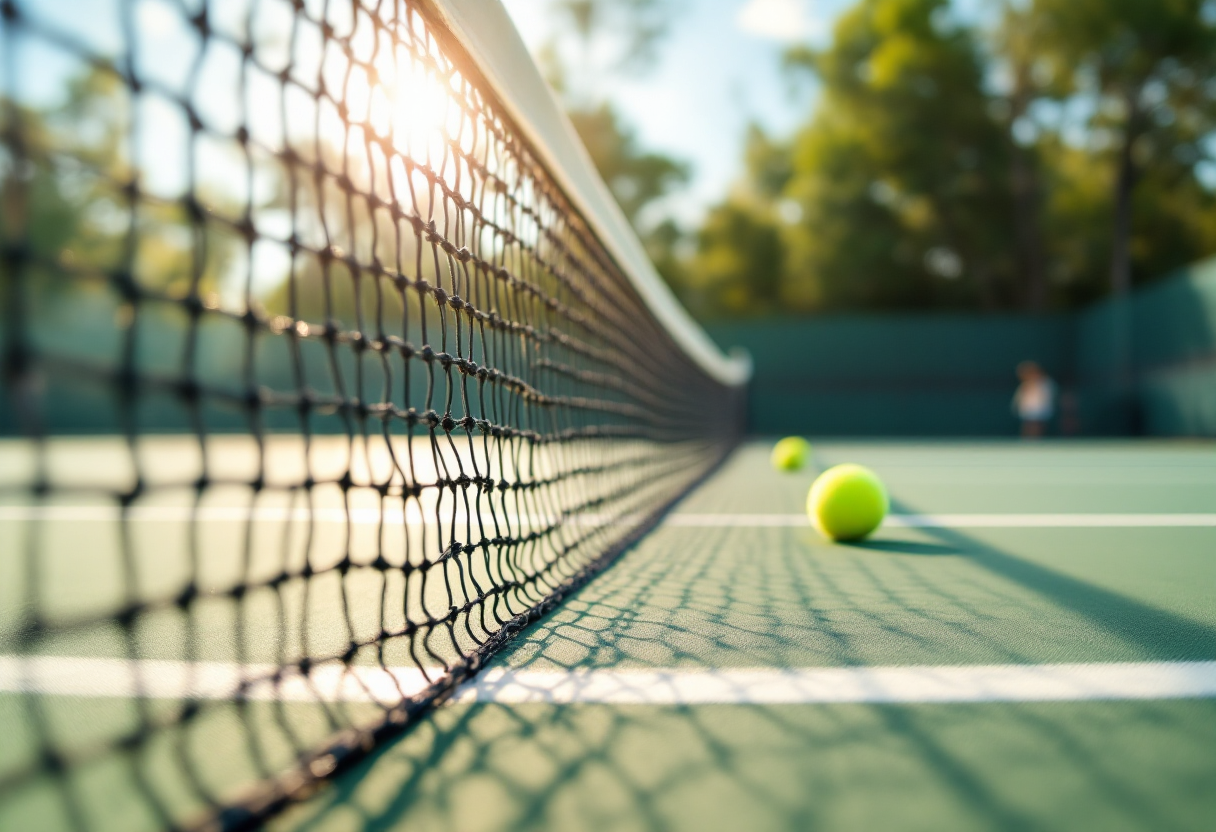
left=1013, top=361, right=1056, bottom=438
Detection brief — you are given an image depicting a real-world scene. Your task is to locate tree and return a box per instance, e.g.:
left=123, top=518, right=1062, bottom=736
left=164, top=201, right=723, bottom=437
left=776, top=0, right=1019, bottom=311
left=530, top=0, right=695, bottom=295
left=1021, top=0, right=1216, bottom=295
left=990, top=2, right=1056, bottom=310
left=686, top=198, right=786, bottom=318
left=2, top=69, right=230, bottom=300
left=681, top=0, right=1216, bottom=318
left=566, top=103, right=689, bottom=230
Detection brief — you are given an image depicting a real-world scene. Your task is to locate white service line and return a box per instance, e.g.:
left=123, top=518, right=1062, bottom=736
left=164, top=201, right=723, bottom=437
left=0, top=656, right=438, bottom=705
left=2, top=506, right=1216, bottom=528
left=1, top=656, right=1214, bottom=705
left=665, top=513, right=1216, bottom=528
left=453, top=662, right=1216, bottom=705
left=0, top=505, right=627, bottom=527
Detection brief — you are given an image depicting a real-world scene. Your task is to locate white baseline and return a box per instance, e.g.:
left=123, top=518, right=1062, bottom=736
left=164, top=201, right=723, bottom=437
left=665, top=513, right=1216, bottom=528
left=1, top=657, right=1214, bottom=705
left=2, top=506, right=1215, bottom=528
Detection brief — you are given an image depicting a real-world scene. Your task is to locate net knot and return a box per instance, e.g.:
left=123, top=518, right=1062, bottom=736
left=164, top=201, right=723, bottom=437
left=176, top=584, right=198, bottom=608
left=110, top=270, right=140, bottom=302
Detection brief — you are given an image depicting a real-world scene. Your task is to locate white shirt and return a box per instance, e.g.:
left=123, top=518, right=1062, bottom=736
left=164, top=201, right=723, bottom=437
left=1014, top=378, right=1056, bottom=421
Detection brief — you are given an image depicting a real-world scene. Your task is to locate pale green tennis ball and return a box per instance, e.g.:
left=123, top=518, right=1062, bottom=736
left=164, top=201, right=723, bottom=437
left=807, top=463, right=888, bottom=541
left=771, top=437, right=811, bottom=472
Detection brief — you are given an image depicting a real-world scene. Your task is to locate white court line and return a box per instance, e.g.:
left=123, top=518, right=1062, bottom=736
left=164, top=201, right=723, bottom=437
left=2, top=506, right=1215, bottom=528
left=0, top=505, right=624, bottom=527
left=666, top=513, right=1216, bottom=528
left=1, top=656, right=1214, bottom=705
left=0, top=656, right=438, bottom=705
left=454, top=662, right=1216, bottom=705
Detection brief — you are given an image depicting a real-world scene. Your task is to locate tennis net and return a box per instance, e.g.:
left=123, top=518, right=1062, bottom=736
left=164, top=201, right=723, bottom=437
left=0, top=0, right=748, bottom=829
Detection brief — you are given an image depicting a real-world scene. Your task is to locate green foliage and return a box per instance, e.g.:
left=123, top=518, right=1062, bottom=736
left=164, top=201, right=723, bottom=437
left=2, top=69, right=236, bottom=303
left=790, top=0, right=1016, bottom=311
left=686, top=198, right=786, bottom=318
left=533, top=1, right=694, bottom=300
left=681, top=0, right=1216, bottom=318
left=567, top=104, right=690, bottom=229
left=1031, top=0, right=1216, bottom=295
left=1, top=72, right=126, bottom=279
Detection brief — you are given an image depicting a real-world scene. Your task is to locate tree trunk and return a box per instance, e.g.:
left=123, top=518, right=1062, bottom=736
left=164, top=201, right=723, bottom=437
left=1009, top=74, right=1046, bottom=311
left=1110, top=89, right=1142, bottom=297
left=1109, top=86, right=1143, bottom=431
left=938, top=205, right=994, bottom=310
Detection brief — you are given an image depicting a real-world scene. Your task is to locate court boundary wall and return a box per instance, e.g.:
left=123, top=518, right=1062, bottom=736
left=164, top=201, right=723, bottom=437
left=3, top=259, right=1214, bottom=437
left=704, top=256, right=1216, bottom=438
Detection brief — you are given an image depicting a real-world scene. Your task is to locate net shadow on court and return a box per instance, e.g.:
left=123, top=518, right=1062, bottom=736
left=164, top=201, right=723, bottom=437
left=883, top=498, right=1216, bottom=663
left=268, top=516, right=1216, bottom=832
left=0, top=0, right=747, bottom=825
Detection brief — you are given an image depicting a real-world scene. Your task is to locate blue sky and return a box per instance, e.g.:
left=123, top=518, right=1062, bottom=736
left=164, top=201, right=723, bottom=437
left=15, top=0, right=851, bottom=226
left=502, top=0, right=858, bottom=225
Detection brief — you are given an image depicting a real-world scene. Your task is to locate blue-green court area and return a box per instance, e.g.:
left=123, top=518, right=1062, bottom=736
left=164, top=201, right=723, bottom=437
left=3, top=440, right=1215, bottom=832
left=268, top=440, right=1216, bottom=832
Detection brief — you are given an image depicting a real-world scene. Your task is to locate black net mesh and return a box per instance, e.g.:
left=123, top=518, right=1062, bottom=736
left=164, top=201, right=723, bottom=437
left=0, top=0, right=743, bottom=829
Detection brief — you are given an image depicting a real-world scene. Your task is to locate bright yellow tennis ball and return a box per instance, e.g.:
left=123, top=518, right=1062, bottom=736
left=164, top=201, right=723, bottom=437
left=807, top=463, right=888, bottom=541
left=771, top=437, right=811, bottom=472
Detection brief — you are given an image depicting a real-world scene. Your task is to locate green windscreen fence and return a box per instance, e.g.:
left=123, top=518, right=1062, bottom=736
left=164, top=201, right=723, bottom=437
left=706, top=256, right=1216, bottom=438
left=1077, top=257, right=1216, bottom=437
left=706, top=315, right=1072, bottom=437
left=4, top=258, right=1215, bottom=438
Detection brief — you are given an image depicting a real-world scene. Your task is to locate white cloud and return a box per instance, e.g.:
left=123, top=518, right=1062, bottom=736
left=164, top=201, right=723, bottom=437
left=736, top=0, right=826, bottom=44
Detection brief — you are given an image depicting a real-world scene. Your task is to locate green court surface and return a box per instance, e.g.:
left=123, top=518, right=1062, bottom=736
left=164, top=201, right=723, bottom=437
left=265, top=440, right=1216, bottom=832
left=3, top=440, right=1216, bottom=832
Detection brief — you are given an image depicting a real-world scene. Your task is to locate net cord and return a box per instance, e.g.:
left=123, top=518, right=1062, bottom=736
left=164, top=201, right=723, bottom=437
left=421, top=0, right=752, bottom=389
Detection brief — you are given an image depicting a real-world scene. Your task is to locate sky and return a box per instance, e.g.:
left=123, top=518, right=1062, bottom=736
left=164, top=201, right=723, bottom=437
left=11, top=0, right=1000, bottom=230
left=501, top=0, right=858, bottom=226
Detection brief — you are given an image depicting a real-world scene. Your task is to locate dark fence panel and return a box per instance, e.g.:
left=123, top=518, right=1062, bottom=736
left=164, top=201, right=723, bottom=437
left=707, top=316, right=1072, bottom=436
left=707, top=256, right=1216, bottom=437
left=5, top=259, right=1216, bottom=437
left=1076, top=258, right=1216, bottom=437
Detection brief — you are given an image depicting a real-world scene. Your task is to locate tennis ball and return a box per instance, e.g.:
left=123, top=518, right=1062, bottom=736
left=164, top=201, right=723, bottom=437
left=807, top=463, right=888, bottom=541
left=771, top=437, right=811, bottom=472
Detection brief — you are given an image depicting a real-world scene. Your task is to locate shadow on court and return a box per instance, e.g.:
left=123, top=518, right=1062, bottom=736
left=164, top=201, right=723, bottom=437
left=843, top=539, right=962, bottom=556
left=884, top=497, right=1216, bottom=662
left=271, top=510, right=1216, bottom=832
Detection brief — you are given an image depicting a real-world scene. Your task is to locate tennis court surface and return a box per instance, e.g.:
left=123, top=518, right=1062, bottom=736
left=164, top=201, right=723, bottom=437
left=2, top=0, right=1215, bottom=829
left=4, top=438, right=1215, bottom=831
left=265, top=439, right=1216, bottom=832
